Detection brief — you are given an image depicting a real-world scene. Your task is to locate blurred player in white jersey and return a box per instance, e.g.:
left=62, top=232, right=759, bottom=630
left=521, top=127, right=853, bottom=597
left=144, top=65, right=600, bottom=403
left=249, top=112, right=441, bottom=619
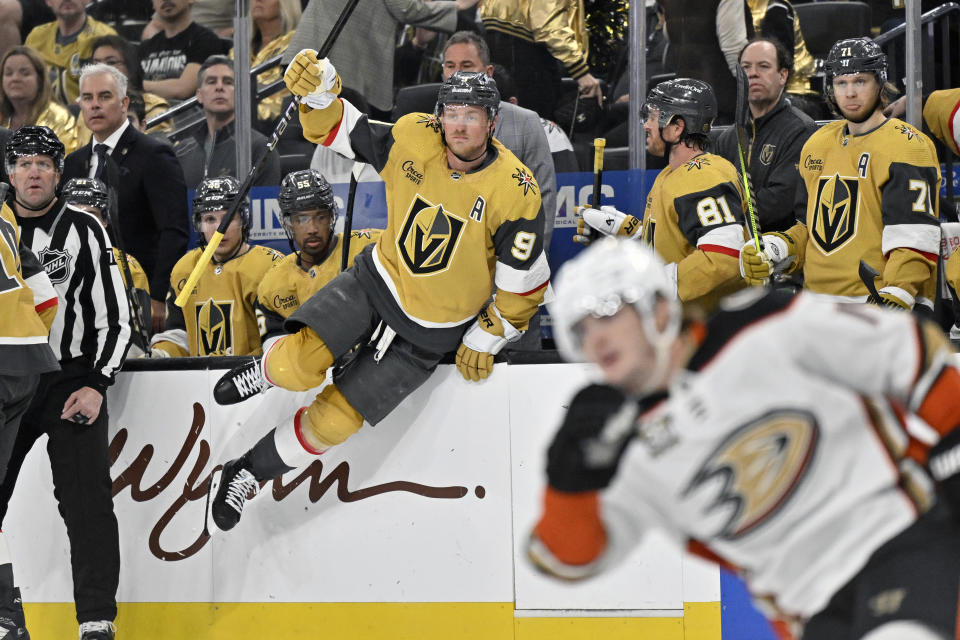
left=530, top=238, right=960, bottom=640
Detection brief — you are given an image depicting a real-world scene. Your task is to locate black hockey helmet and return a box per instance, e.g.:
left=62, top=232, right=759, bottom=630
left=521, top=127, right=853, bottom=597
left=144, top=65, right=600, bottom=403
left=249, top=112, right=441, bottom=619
left=641, top=78, right=717, bottom=137
left=824, top=37, right=887, bottom=84
left=5, top=125, right=65, bottom=172
left=824, top=37, right=887, bottom=109
left=435, top=71, right=500, bottom=122
left=279, top=169, right=337, bottom=220
left=192, top=175, right=249, bottom=241
left=62, top=177, right=109, bottom=214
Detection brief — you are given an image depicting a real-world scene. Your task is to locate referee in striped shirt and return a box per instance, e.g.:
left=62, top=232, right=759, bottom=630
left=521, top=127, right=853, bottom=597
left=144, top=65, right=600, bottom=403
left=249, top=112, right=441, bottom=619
left=0, top=126, right=128, bottom=640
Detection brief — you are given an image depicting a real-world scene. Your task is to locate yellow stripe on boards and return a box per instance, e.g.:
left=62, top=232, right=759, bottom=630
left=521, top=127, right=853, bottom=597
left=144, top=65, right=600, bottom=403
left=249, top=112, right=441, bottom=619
left=23, top=601, right=721, bottom=639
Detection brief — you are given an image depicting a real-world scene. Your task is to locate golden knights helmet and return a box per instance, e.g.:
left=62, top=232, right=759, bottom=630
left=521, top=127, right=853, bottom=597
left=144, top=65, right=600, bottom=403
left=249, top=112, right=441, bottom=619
left=192, top=175, right=249, bottom=244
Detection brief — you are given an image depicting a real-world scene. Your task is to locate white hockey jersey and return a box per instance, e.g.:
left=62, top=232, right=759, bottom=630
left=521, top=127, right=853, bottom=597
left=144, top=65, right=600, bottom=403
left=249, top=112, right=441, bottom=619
left=602, top=289, right=952, bottom=622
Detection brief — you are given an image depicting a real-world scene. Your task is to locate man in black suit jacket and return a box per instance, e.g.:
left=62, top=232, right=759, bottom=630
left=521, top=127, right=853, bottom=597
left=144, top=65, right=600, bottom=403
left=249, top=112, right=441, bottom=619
left=63, top=62, right=189, bottom=333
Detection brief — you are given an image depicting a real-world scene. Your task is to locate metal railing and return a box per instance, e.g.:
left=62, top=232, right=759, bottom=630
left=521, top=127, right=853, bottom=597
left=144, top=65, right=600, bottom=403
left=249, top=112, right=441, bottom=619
left=877, top=2, right=959, bottom=212
left=144, top=54, right=286, bottom=133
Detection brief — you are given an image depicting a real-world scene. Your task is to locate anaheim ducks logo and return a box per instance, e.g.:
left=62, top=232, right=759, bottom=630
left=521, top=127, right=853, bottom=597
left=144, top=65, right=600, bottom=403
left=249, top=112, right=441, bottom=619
left=683, top=409, right=818, bottom=539
left=195, top=299, right=233, bottom=355
left=416, top=114, right=441, bottom=133
left=397, top=195, right=465, bottom=275
left=811, top=173, right=859, bottom=254
left=512, top=167, right=538, bottom=196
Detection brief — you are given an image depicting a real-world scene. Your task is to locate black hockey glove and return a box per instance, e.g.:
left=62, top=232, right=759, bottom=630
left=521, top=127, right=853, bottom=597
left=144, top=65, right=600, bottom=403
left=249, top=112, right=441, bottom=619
left=929, top=428, right=960, bottom=517
left=546, top=384, right=636, bottom=493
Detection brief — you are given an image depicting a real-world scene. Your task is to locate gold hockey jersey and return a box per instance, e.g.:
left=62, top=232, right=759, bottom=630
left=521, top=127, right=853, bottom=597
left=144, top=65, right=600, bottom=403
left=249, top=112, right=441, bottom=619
left=153, top=244, right=284, bottom=357
left=0, top=203, right=59, bottom=375
left=256, top=230, right=380, bottom=340
left=299, top=98, right=549, bottom=354
left=640, top=153, right=747, bottom=307
left=923, top=88, right=960, bottom=156
left=790, top=119, right=941, bottom=306
left=25, top=17, right=117, bottom=104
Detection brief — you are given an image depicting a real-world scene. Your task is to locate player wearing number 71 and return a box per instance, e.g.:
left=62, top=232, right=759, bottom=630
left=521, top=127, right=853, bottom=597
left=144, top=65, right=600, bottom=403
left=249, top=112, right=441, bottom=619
left=575, top=78, right=749, bottom=311
left=740, top=37, right=941, bottom=312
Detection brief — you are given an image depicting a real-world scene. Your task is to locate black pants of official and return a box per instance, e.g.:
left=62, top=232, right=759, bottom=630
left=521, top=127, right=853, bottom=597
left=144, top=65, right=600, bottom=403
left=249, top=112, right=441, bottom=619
left=0, top=367, right=119, bottom=624
left=486, top=30, right=563, bottom=120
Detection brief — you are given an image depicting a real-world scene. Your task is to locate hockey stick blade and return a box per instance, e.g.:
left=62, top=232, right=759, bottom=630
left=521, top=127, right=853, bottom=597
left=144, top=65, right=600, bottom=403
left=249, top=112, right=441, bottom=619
left=176, top=0, right=362, bottom=308
left=858, top=260, right=883, bottom=304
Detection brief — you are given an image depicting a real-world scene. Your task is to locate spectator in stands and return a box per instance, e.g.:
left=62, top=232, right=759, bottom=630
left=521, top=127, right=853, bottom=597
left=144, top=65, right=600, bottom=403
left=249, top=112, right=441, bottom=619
left=150, top=176, right=283, bottom=357
left=24, top=0, right=115, bottom=105
left=125, top=87, right=147, bottom=131
left=237, top=0, right=301, bottom=126
left=90, top=35, right=170, bottom=133
left=285, top=0, right=479, bottom=118
left=746, top=0, right=827, bottom=120
left=659, top=0, right=753, bottom=124
left=62, top=62, right=190, bottom=333
left=0, top=45, right=89, bottom=153
left=179, top=55, right=280, bottom=190
left=143, top=0, right=235, bottom=39
left=0, top=0, right=53, bottom=61
left=139, top=0, right=227, bottom=101
left=480, top=0, right=600, bottom=120
left=492, top=62, right=578, bottom=174
left=716, top=38, right=816, bottom=232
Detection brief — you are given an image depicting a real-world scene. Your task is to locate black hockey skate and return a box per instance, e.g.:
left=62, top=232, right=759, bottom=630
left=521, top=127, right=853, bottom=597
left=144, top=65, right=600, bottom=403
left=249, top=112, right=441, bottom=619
left=0, top=587, right=29, bottom=640
left=78, top=620, right=115, bottom=640
left=213, top=357, right=271, bottom=405
left=206, top=456, right=260, bottom=532
left=0, top=617, right=28, bottom=640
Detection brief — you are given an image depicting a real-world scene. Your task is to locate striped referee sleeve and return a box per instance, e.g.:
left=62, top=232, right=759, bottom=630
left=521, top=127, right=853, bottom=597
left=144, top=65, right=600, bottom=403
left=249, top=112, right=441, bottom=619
left=56, top=210, right=130, bottom=387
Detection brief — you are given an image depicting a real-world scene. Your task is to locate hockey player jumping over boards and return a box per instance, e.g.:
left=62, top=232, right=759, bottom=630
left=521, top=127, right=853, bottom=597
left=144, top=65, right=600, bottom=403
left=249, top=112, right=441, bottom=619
left=207, top=57, right=549, bottom=532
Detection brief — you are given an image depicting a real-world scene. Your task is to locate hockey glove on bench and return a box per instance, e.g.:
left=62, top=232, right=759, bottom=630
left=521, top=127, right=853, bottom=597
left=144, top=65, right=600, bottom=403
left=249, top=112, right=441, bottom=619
left=574, top=205, right=642, bottom=245
left=740, top=232, right=797, bottom=286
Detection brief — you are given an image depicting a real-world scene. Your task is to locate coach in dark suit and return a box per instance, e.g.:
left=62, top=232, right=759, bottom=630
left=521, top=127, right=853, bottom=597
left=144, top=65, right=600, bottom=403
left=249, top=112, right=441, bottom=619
left=62, top=62, right=189, bottom=333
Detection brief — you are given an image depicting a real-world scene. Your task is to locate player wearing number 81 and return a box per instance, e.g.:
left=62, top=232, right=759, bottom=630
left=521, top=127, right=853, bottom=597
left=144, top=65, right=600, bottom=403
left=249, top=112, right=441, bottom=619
left=576, top=78, right=748, bottom=310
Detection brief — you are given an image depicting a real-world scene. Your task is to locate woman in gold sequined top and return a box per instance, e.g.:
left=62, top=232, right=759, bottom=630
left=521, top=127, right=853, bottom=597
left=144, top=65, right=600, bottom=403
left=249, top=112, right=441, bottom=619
left=0, top=46, right=90, bottom=154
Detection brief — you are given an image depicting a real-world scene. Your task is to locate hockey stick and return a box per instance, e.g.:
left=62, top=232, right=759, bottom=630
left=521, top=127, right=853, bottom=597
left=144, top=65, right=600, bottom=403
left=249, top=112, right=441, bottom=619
left=735, top=65, right=762, bottom=253
left=98, top=187, right=152, bottom=354
left=592, top=137, right=606, bottom=209
left=176, top=0, right=362, bottom=308
left=340, top=163, right=359, bottom=272
left=858, top=260, right=883, bottom=304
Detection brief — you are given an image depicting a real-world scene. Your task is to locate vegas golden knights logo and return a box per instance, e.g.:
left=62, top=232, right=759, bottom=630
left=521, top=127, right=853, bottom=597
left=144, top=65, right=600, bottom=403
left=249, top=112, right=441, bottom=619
left=397, top=195, right=465, bottom=275
left=811, top=173, right=859, bottom=254
left=683, top=409, right=818, bottom=539
left=195, top=299, right=233, bottom=355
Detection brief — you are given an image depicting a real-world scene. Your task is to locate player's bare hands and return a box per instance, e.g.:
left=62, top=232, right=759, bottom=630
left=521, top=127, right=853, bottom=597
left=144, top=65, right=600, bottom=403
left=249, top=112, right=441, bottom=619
left=577, top=73, right=602, bottom=106
left=151, top=298, right=165, bottom=334
left=61, top=386, right=103, bottom=424
left=883, top=96, right=906, bottom=118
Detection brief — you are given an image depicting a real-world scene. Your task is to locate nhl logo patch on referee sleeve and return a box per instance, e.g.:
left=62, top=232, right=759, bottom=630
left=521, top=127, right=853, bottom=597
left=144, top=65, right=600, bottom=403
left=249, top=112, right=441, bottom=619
left=39, top=247, right=72, bottom=284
